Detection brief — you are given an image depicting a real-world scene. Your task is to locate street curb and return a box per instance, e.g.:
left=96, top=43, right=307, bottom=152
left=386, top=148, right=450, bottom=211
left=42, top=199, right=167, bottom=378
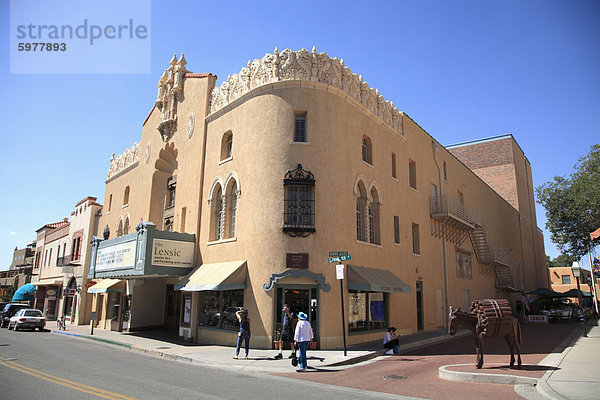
left=51, top=330, right=132, bottom=349
left=535, top=326, right=583, bottom=400
left=439, top=363, right=539, bottom=385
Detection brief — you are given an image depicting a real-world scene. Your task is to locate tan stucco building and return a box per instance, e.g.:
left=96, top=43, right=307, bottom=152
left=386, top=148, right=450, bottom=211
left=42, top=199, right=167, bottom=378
left=88, top=48, right=548, bottom=349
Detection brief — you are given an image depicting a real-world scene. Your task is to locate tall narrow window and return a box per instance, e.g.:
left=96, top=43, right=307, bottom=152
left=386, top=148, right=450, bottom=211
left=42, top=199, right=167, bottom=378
left=412, top=223, right=420, bottom=254
left=356, top=181, right=368, bottom=242
left=294, top=113, right=307, bottom=142
left=368, top=187, right=381, bottom=245
left=458, top=190, right=464, bottom=205
left=48, top=249, right=52, bottom=266
left=391, top=153, right=397, bottom=179
left=123, top=186, right=130, bottom=206
left=221, top=131, right=233, bottom=160
left=394, top=216, right=400, bottom=244
left=117, top=219, right=124, bottom=237
left=123, top=217, right=130, bottom=235
left=108, top=194, right=113, bottom=212
left=166, top=176, right=176, bottom=208
left=181, top=207, right=187, bottom=232
left=213, top=186, right=224, bottom=240
left=409, top=160, right=417, bottom=189
left=362, top=136, right=372, bottom=164
left=283, top=164, right=315, bottom=236
left=227, top=181, right=238, bottom=238
left=443, top=161, right=448, bottom=181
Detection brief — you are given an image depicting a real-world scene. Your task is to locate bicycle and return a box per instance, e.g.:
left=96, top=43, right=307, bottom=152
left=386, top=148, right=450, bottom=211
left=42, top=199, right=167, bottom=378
left=56, top=316, right=66, bottom=330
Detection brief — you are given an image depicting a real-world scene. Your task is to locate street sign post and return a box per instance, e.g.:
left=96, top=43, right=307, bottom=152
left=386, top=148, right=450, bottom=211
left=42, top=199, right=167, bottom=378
left=329, top=251, right=350, bottom=356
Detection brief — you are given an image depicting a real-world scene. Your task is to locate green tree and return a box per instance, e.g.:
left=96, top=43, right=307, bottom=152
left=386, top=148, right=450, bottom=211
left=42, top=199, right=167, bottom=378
left=537, top=145, right=600, bottom=259
left=546, top=254, right=574, bottom=268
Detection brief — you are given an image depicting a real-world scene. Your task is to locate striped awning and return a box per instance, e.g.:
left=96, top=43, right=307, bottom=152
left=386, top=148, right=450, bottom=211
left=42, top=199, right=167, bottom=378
left=347, top=265, right=411, bottom=293
left=177, top=260, right=247, bottom=291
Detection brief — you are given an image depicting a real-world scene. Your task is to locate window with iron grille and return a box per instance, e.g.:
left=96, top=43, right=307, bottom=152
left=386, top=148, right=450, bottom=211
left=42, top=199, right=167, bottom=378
left=283, top=164, right=315, bottom=237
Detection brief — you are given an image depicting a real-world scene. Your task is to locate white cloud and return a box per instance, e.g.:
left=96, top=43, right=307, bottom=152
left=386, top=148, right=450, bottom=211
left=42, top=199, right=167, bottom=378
left=9, top=231, right=17, bottom=236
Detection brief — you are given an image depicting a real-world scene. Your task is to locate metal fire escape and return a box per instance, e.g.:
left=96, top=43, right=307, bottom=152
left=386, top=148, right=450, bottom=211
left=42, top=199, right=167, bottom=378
left=430, top=196, right=516, bottom=291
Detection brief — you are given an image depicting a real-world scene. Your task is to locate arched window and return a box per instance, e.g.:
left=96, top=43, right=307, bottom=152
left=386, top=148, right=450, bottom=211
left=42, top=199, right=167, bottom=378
left=356, top=181, right=368, bottom=241
left=226, top=181, right=238, bottom=238
left=368, top=187, right=381, bottom=245
left=362, top=136, right=372, bottom=165
left=117, top=219, right=124, bottom=237
left=221, top=131, right=233, bottom=161
left=123, top=186, right=130, bottom=206
left=283, top=164, right=315, bottom=237
left=211, top=184, right=224, bottom=241
left=123, top=216, right=130, bottom=235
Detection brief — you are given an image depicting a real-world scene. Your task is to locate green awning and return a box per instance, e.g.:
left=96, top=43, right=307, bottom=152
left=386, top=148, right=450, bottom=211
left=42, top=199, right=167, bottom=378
left=347, top=265, right=411, bottom=293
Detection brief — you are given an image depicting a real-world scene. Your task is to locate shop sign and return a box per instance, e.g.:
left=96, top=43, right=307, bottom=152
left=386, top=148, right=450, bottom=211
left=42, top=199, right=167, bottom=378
left=286, top=253, right=309, bottom=269
left=96, top=240, right=136, bottom=272
left=47, top=289, right=57, bottom=296
left=151, top=238, right=194, bottom=268
left=527, top=315, right=549, bottom=324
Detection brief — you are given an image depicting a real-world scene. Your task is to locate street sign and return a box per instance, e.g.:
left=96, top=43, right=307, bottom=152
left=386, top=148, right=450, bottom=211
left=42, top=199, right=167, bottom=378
left=328, top=255, right=351, bottom=263
left=336, top=264, right=344, bottom=280
left=329, top=251, right=348, bottom=257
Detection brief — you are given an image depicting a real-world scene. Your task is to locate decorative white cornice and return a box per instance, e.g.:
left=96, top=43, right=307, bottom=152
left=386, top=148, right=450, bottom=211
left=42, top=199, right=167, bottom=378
left=107, top=142, right=140, bottom=179
left=208, top=47, right=404, bottom=135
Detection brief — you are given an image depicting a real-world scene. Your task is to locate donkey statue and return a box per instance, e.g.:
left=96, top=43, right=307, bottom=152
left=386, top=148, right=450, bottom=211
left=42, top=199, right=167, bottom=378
left=448, top=305, right=522, bottom=369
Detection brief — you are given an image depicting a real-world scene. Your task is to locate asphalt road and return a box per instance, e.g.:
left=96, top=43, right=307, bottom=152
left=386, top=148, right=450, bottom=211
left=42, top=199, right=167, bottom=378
left=0, top=327, right=409, bottom=400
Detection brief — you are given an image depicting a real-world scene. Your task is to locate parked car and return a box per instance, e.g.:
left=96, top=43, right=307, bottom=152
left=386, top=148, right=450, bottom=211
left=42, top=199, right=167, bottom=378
left=8, top=308, right=45, bottom=331
left=1, top=303, right=30, bottom=327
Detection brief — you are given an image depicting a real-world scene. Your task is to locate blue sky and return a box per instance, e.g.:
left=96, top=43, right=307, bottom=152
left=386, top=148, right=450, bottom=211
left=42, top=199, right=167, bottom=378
left=0, top=0, right=598, bottom=270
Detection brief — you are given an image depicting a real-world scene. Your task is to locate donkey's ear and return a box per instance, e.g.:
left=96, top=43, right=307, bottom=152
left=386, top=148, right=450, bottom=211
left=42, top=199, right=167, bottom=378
left=449, top=306, right=454, bottom=313
left=456, top=306, right=461, bottom=312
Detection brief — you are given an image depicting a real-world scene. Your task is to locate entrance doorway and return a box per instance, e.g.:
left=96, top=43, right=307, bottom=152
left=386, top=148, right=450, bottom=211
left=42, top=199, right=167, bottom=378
left=164, top=285, right=181, bottom=330
left=275, top=287, right=318, bottom=344
left=416, top=281, right=424, bottom=331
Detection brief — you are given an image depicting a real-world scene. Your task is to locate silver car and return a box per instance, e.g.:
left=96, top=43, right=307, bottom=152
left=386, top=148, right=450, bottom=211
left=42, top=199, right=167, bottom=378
left=8, top=308, right=46, bottom=331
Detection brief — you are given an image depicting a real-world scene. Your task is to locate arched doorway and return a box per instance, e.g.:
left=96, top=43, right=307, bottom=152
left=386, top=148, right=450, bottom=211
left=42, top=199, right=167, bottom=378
left=63, top=277, right=77, bottom=322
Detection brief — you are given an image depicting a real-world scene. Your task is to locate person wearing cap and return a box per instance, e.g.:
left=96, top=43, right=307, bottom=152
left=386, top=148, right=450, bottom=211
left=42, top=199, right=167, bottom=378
left=233, top=308, right=251, bottom=359
left=275, top=304, right=297, bottom=359
left=293, top=312, right=313, bottom=372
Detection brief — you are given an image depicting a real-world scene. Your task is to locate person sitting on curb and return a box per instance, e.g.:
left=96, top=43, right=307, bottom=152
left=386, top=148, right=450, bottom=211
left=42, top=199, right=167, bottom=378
left=274, top=304, right=297, bottom=359
left=383, top=327, right=400, bottom=355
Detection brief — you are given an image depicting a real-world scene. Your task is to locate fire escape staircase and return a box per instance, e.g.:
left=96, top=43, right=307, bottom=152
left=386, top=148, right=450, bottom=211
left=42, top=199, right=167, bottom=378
left=430, top=195, right=516, bottom=292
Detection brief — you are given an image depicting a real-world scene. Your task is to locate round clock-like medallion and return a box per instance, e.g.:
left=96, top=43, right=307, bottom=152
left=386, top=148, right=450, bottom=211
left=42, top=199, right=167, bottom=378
left=187, top=113, right=195, bottom=139
left=145, top=145, right=151, bottom=164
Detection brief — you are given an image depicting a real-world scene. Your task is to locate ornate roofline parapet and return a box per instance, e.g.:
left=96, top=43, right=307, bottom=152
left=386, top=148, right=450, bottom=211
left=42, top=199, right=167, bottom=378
left=208, top=47, right=404, bottom=135
left=107, top=142, right=140, bottom=179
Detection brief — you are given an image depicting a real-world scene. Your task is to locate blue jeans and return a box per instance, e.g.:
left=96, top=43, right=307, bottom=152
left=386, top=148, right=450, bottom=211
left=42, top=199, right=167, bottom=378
left=298, top=341, right=310, bottom=369
left=236, top=331, right=250, bottom=357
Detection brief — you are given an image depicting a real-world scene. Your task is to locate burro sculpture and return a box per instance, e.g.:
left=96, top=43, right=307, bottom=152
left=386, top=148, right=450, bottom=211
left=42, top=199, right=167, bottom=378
left=448, top=299, right=522, bottom=369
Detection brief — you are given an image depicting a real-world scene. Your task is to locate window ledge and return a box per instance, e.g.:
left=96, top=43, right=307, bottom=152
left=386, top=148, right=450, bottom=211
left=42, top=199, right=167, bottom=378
left=391, top=176, right=398, bottom=182
left=122, top=204, right=129, bottom=209
left=412, top=252, right=421, bottom=257
left=361, top=160, right=374, bottom=168
left=106, top=211, right=111, bottom=215
left=290, top=141, right=311, bottom=145
left=394, top=242, right=401, bottom=247
left=409, top=186, right=418, bottom=193
left=207, top=237, right=237, bottom=246
left=219, top=156, right=233, bottom=165
left=356, top=239, right=382, bottom=248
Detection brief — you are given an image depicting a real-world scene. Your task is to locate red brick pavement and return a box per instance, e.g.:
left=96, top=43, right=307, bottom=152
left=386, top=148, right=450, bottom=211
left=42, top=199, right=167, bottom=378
left=274, top=323, right=577, bottom=400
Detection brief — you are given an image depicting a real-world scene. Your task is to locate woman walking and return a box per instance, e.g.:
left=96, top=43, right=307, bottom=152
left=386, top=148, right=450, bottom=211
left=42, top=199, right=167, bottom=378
left=293, top=312, right=313, bottom=372
left=233, top=308, right=251, bottom=359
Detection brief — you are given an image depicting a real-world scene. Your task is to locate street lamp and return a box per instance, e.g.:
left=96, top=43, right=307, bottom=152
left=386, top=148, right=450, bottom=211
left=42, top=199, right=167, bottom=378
left=571, top=262, right=587, bottom=337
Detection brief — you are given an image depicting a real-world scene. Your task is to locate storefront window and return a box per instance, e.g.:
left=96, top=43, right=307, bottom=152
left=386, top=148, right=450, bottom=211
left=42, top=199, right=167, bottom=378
left=197, top=290, right=244, bottom=331
left=348, top=290, right=388, bottom=333
left=181, top=294, right=192, bottom=327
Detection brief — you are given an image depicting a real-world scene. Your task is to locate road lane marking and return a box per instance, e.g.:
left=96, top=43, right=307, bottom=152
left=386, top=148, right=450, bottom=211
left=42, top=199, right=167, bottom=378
left=0, top=358, right=139, bottom=400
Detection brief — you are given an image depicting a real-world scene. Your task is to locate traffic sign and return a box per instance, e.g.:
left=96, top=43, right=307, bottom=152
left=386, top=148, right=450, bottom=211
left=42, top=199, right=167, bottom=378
left=329, top=251, right=348, bottom=257
left=328, top=255, right=351, bottom=263
left=336, top=264, right=345, bottom=280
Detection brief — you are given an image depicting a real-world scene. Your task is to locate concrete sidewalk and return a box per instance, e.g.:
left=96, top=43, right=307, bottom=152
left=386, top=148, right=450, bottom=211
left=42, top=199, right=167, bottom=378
left=537, top=322, right=600, bottom=400
left=50, top=324, right=469, bottom=373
